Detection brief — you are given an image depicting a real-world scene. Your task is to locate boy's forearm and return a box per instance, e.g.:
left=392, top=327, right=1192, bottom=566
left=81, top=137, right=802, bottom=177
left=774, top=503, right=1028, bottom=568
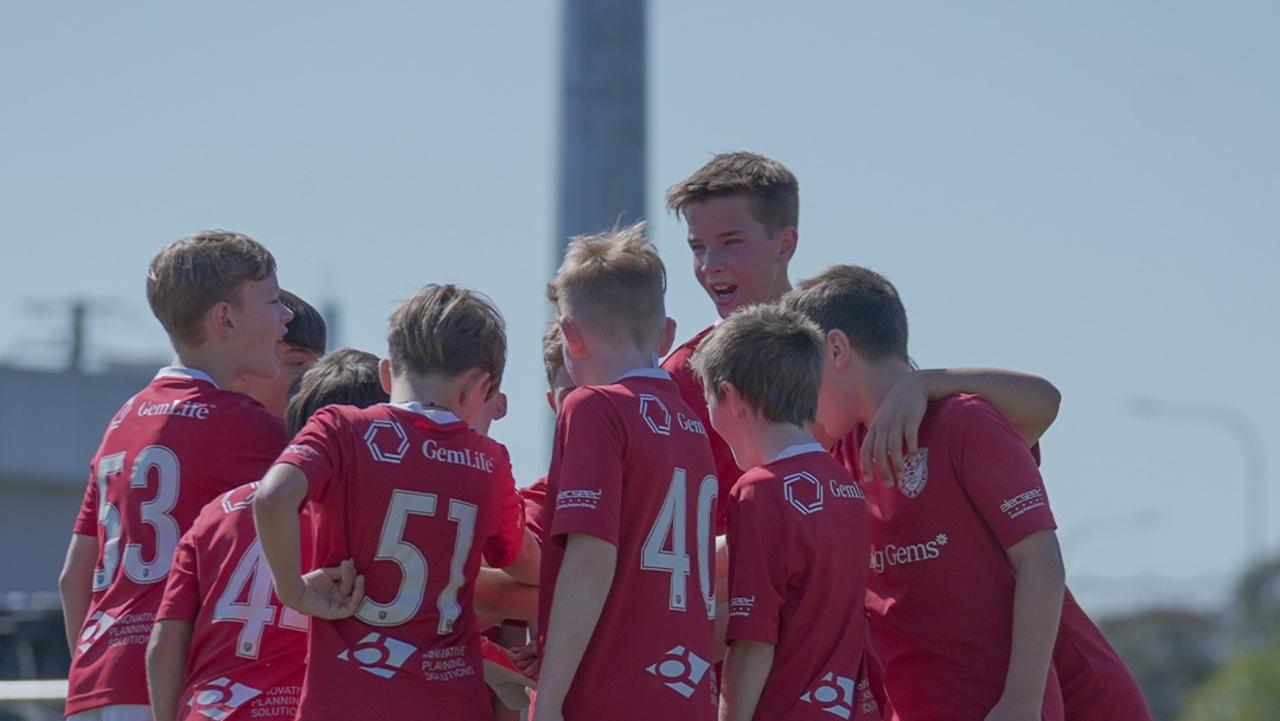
left=536, top=534, right=616, bottom=713
left=720, top=639, right=775, bottom=721
left=499, top=531, right=542, bottom=585
left=1002, top=531, right=1065, bottom=709
left=58, top=534, right=97, bottom=653
left=475, top=567, right=539, bottom=627
left=252, top=466, right=307, bottom=605
left=146, top=619, right=193, bottom=721
left=919, top=368, right=1061, bottom=445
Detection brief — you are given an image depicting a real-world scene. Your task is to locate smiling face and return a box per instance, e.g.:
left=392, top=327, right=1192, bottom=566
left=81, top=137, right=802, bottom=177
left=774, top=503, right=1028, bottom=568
left=229, top=273, right=294, bottom=381
left=684, top=195, right=794, bottom=318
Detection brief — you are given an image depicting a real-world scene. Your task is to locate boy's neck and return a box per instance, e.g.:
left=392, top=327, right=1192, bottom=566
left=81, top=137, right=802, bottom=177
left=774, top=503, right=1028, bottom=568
left=168, top=350, right=235, bottom=390
left=749, top=420, right=818, bottom=468
left=857, top=358, right=916, bottom=425
left=388, top=374, right=466, bottom=417
left=574, top=344, right=657, bottom=387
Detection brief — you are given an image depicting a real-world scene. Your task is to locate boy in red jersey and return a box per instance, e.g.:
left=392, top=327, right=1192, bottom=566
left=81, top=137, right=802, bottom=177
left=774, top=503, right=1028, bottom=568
left=146, top=348, right=388, bottom=721
left=783, top=265, right=1068, bottom=721
left=254, top=284, right=540, bottom=721
left=691, top=305, right=879, bottom=721
left=234, top=289, right=328, bottom=420
left=534, top=223, right=718, bottom=721
left=57, top=230, right=294, bottom=721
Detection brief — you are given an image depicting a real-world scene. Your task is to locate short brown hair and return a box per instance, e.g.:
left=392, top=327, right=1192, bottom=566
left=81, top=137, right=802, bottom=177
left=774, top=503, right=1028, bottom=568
left=689, top=305, right=823, bottom=427
left=287, top=348, right=388, bottom=436
left=280, top=290, right=327, bottom=356
left=782, top=265, right=909, bottom=362
left=541, top=318, right=566, bottom=390
left=386, top=284, right=506, bottom=395
left=666, top=152, right=799, bottom=232
left=547, top=222, right=666, bottom=347
left=146, top=230, right=277, bottom=347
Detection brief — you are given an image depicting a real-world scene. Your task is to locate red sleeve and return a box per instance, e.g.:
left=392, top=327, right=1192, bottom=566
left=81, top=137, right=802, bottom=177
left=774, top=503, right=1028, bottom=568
left=156, top=524, right=201, bottom=622
left=73, top=470, right=98, bottom=536
left=519, top=479, right=549, bottom=545
left=483, top=448, right=527, bottom=568
left=276, top=407, right=345, bottom=503
left=724, top=475, right=787, bottom=645
left=946, top=396, right=1057, bottom=548
left=548, top=389, right=627, bottom=546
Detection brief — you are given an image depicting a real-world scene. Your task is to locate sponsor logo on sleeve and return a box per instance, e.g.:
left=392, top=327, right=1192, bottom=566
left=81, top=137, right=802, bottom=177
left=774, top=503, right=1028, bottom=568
left=556, top=488, right=602, bottom=511
left=337, top=632, right=417, bottom=678
left=639, top=394, right=672, bottom=435
left=646, top=645, right=711, bottom=698
left=282, top=443, right=319, bottom=462
left=187, top=677, right=263, bottom=720
left=1000, top=488, right=1047, bottom=519
left=869, top=533, right=948, bottom=574
left=783, top=471, right=825, bottom=515
left=728, top=596, right=755, bottom=618
left=76, top=610, right=118, bottom=655
left=364, top=420, right=410, bottom=464
left=800, top=672, right=857, bottom=719
left=899, top=448, right=929, bottom=498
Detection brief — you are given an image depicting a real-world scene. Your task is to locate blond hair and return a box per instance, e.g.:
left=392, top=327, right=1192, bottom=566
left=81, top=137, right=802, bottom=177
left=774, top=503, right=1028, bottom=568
left=541, top=317, right=566, bottom=390
left=146, top=230, right=277, bottom=347
left=547, top=222, right=667, bottom=347
left=386, top=284, right=506, bottom=395
left=689, top=304, right=823, bottom=426
left=666, top=152, right=799, bottom=232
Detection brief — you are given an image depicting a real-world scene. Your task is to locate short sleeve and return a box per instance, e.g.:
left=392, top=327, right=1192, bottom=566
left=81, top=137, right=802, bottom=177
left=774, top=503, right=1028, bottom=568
left=724, top=477, right=788, bottom=645
left=156, top=526, right=201, bottom=622
left=73, top=470, right=98, bottom=537
left=548, top=389, right=627, bottom=546
left=483, top=449, right=527, bottom=568
left=947, top=396, right=1057, bottom=549
left=519, top=479, right=549, bottom=545
left=276, top=407, right=346, bottom=503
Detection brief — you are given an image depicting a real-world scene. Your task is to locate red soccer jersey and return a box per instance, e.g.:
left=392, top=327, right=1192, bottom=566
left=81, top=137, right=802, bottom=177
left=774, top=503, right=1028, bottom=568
left=663, top=325, right=744, bottom=534
left=519, top=477, right=549, bottom=545
left=277, top=401, right=527, bottom=721
left=68, top=367, right=287, bottom=716
left=833, top=394, right=1065, bottom=721
left=1054, top=590, right=1153, bottom=721
left=156, top=483, right=311, bottom=721
left=537, top=369, right=718, bottom=721
left=726, top=445, right=880, bottom=721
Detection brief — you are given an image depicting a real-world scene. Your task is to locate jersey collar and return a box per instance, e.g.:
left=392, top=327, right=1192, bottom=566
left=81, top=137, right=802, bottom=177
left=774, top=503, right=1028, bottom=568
left=388, top=401, right=462, bottom=425
left=770, top=441, right=826, bottom=464
left=616, top=367, right=672, bottom=382
left=155, top=366, right=218, bottom=389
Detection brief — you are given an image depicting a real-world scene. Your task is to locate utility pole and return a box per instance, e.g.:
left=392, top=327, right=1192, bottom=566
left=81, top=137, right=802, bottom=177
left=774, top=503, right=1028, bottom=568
left=555, top=0, right=647, bottom=265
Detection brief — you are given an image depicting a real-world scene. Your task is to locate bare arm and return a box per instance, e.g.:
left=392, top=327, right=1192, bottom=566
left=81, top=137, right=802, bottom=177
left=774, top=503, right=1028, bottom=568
left=533, top=534, right=616, bottom=720
left=58, top=533, right=98, bottom=653
left=475, top=566, right=539, bottom=629
left=986, top=529, right=1065, bottom=721
left=864, top=368, right=1061, bottom=485
left=719, top=639, right=775, bottom=721
left=146, top=620, right=193, bottom=721
left=497, top=529, right=542, bottom=586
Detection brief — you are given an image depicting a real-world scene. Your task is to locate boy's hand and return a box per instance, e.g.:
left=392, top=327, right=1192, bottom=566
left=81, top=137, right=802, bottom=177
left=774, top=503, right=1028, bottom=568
left=282, top=559, right=366, bottom=619
left=983, top=693, right=1041, bottom=721
left=861, top=372, right=928, bottom=486
left=511, top=641, right=540, bottom=676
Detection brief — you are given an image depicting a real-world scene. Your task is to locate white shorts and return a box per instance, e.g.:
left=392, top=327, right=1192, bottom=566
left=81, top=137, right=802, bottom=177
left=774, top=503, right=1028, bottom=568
left=67, top=704, right=154, bottom=721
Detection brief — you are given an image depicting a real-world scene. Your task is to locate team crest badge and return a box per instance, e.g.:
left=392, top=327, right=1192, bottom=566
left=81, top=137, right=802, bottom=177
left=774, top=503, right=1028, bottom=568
left=899, top=448, right=929, bottom=498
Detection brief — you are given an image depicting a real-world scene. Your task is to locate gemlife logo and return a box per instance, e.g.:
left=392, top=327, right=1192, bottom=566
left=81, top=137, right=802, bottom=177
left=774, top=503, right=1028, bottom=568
left=187, top=677, right=262, bottom=721
left=639, top=394, right=672, bottom=435
left=783, top=471, right=824, bottom=515
left=646, top=645, right=710, bottom=698
left=337, top=632, right=417, bottom=679
left=1000, top=488, right=1046, bottom=519
left=800, top=673, right=857, bottom=719
left=77, top=610, right=118, bottom=654
left=364, top=420, right=410, bottom=464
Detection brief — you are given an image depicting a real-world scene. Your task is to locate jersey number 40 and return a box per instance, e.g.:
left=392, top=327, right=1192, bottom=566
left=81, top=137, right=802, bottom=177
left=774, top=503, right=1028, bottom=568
left=642, top=468, right=718, bottom=619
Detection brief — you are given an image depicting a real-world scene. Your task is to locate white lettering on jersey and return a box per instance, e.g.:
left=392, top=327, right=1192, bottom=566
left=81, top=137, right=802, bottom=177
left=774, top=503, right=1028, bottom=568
left=136, top=399, right=214, bottom=420
left=1000, top=489, right=1046, bottom=519
left=421, top=439, right=495, bottom=472
left=870, top=533, right=949, bottom=574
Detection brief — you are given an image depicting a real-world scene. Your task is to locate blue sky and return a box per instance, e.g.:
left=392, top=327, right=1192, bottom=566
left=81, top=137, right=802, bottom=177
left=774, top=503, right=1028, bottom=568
left=2, top=1, right=1276, bottom=613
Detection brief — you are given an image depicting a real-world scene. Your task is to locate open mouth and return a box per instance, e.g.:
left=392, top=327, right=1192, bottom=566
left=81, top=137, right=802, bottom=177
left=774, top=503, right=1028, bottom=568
left=708, top=282, right=738, bottom=306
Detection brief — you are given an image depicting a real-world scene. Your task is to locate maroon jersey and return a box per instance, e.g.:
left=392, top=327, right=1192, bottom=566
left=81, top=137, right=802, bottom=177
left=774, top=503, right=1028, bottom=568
left=277, top=402, right=526, bottom=721
left=156, top=483, right=311, bottom=721
left=1055, top=590, right=1153, bottom=721
left=662, top=325, right=743, bottom=534
left=833, top=395, right=1065, bottom=721
left=538, top=369, right=718, bottom=721
left=519, top=477, right=549, bottom=545
left=726, top=445, right=879, bottom=721
left=68, top=367, right=287, bottom=716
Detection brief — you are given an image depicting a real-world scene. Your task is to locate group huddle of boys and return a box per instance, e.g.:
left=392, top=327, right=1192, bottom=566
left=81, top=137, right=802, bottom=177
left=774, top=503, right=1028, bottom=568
left=58, top=153, right=1152, bottom=721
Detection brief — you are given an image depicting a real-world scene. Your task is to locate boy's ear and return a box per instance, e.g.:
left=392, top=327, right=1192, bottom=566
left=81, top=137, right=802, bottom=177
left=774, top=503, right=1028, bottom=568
left=826, top=329, right=852, bottom=370
left=378, top=357, right=394, bottom=395
left=492, top=392, right=509, bottom=422
left=559, top=315, right=586, bottom=357
left=657, top=317, right=677, bottom=358
left=208, top=301, right=236, bottom=340
left=719, top=381, right=747, bottom=418
left=460, top=370, right=493, bottom=408
left=775, top=226, right=798, bottom=265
